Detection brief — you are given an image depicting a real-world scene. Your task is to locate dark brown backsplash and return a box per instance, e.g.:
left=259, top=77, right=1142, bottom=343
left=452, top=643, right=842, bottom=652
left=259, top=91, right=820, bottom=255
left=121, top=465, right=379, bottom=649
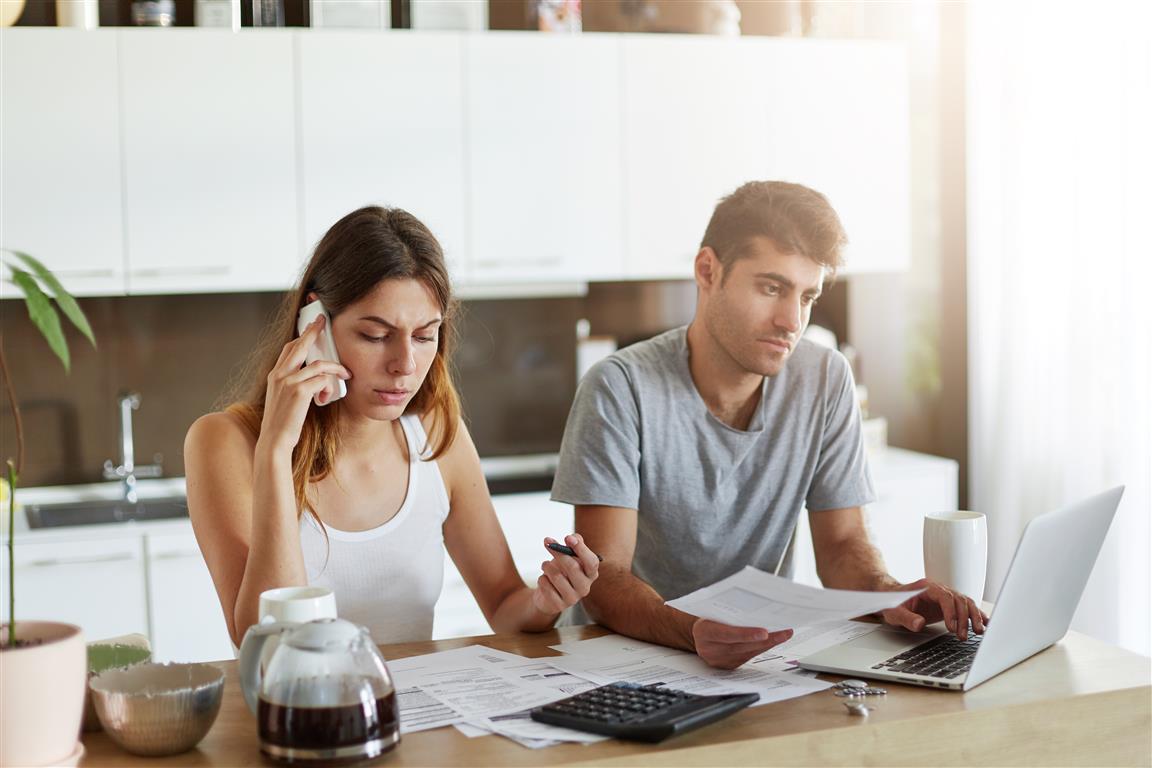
left=1, top=292, right=284, bottom=487
left=1, top=281, right=707, bottom=487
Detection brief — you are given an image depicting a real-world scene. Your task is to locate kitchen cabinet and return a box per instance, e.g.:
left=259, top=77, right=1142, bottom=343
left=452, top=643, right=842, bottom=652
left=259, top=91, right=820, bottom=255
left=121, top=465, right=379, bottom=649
left=760, top=40, right=910, bottom=274
left=119, top=29, right=300, bottom=294
left=0, top=30, right=126, bottom=297
left=621, top=36, right=910, bottom=279
left=297, top=32, right=468, bottom=279
left=1, top=30, right=910, bottom=297
left=622, top=36, right=773, bottom=280
left=791, top=448, right=959, bottom=587
left=464, top=33, right=624, bottom=284
left=865, top=448, right=959, bottom=583
left=434, top=491, right=573, bottom=639
left=1, top=535, right=149, bottom=643
left=146, top=529, right=233, bottom=663
left=2, top=518, right=232, bottom=662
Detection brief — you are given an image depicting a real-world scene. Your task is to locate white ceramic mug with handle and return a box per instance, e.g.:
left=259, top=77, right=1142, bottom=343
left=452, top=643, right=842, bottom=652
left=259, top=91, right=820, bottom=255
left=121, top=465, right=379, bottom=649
left=241, top=587, right=338, bottom=672
left=923, top=511, right=988, bottom=601
left=258, top=586, right=337, bottom=625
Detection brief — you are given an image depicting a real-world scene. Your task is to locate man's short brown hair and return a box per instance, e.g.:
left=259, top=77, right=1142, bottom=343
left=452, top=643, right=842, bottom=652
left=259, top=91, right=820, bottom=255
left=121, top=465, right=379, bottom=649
left=700, top=181, right=847, bottom=279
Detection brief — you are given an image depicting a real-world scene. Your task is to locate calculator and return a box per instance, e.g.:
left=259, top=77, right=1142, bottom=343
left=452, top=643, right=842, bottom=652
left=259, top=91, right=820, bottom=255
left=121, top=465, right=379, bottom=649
left=529, top=682, right=760, bottom=743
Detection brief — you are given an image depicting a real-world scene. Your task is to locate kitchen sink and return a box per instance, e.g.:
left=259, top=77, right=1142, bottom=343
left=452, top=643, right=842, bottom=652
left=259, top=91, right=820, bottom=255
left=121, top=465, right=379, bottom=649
left=25, top=497, right=189, bottom=529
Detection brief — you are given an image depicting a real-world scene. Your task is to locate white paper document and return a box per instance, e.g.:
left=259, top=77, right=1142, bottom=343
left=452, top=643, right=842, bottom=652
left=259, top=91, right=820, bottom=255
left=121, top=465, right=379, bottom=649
left=665, top=566, right=922, bottom=631
left=448, top=650, right=607, bottom=746
left=550, top=633, right=683, bottom=661
left=547, top=648, right=831, bottom=707
left=553, top=621, right=881, bottom=675
left=390, top=645, right=594, bottom=733
left=763, top=620, right=882, bottom=661
left=467, top=710, right=610, bottom=748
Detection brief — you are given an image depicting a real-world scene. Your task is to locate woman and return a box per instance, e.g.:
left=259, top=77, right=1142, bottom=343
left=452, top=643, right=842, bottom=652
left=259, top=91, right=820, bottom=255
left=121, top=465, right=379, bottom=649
left=185, top=206, right=598, bottom=646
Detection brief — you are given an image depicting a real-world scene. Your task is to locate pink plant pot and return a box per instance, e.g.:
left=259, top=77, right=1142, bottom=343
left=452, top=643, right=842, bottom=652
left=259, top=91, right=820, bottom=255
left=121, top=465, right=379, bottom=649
left=1, top=622, right=86, bottom=767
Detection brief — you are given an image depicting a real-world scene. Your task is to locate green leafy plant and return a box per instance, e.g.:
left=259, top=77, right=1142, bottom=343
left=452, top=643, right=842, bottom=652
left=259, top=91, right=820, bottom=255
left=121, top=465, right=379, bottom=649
left=1, top=249, right=96, bottom=647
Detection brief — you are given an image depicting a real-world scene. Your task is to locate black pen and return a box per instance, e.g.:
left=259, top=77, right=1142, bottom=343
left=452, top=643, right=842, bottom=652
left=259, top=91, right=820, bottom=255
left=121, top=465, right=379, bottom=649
left=548, top=542, right=604, bottom=562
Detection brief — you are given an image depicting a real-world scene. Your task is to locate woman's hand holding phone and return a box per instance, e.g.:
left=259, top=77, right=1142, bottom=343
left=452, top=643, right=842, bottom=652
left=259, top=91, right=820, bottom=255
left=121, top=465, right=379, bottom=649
left=295, top=301, right=347, bottom=407
left=258, top=311, right=351, bottom=455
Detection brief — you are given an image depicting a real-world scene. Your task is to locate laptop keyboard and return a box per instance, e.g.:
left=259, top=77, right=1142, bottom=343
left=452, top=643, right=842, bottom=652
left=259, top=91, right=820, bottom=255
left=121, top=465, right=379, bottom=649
left=872, top=633, right=983, bottom=679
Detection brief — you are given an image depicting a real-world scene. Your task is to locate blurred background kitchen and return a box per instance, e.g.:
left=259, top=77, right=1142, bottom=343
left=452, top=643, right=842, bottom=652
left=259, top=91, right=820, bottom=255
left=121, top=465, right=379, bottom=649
left=1, top=0, right=1148, bottom=662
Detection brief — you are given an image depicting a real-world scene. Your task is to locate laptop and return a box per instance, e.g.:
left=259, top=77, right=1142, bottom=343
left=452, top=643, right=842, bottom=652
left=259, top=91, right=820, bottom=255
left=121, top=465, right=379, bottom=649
left=798, top=486, right=1124, bottom=691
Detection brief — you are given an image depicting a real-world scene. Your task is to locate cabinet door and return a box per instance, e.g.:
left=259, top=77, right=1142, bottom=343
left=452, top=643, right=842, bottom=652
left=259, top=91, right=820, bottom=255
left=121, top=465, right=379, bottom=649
left=146, top=529, right=234, bottom=662
left=1, top=535, right=148, bottom=642
left=790, top=448, right=958, bottom=587
left=120, top=29, right=299, bottom=294
left=865, top=448, right=958, bottom=584
left=761, top=41, right=910, bottom=274
left=298, top=32, right=467, bottom=280
left=465, top=33, right=624, bottom=284
left=622, top=35, right=772, bottom=280
left=0, top=30, right=125, bottom=297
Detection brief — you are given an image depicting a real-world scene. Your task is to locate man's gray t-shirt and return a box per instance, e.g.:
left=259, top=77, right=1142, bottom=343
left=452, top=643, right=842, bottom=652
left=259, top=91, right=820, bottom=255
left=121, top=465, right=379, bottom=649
left=551, top=326, right=875, bottom=605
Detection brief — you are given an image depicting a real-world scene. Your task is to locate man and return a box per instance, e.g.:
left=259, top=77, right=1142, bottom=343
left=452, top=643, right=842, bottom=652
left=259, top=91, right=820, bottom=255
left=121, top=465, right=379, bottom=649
left=552, top=181, right=986, bottom=669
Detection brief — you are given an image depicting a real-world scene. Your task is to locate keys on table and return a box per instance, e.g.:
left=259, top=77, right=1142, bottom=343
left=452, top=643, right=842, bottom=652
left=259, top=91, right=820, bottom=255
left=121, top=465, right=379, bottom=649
left=832, top=679, right=887, bottom=697
left=832, top=679, right=886, bottom=716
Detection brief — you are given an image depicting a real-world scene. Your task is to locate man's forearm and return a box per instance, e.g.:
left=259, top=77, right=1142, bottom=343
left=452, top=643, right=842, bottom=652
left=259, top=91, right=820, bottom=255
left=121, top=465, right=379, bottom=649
left=581, top=564, right=697, bottom=651
left=817, top=535, right=903, bottom=592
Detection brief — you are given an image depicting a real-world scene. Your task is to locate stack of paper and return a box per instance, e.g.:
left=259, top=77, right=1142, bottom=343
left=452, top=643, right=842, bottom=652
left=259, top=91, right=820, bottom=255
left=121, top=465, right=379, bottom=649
left=390, top=644, right=606, bottom=748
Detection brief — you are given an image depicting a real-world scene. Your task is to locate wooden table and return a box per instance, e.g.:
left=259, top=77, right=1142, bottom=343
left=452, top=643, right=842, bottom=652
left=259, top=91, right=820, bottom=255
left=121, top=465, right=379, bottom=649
left=81, top=625, right=1151, bottom=767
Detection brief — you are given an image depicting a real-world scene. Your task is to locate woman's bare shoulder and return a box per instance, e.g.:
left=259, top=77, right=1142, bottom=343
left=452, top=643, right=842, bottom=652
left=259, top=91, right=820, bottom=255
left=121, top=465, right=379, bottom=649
left=184, top=411, right=259, bottom=530
left=418, top=412, right=474, bottom=458
left=186, top=410, right=258, bottom=458
left=421, top=413, right=481, bottom=498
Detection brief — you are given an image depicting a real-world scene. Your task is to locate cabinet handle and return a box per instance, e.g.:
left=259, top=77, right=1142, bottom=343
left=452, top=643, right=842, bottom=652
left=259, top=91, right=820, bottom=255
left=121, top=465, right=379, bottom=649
left=150, top=552, right=198, bottom=561
left=27, top=553, right=136, bottom=567
left=131, top=266, right=231, bottom=277
left=51, top=269, right=118, bottom=278
left=474, top=257, right=564, bottom=268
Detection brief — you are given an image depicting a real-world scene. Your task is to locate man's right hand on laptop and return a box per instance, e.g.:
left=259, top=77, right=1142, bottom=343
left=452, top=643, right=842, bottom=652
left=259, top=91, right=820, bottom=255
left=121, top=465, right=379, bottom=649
left=692, top=619, right=794, bottom=670
left=880, top=578, right=989, bottom=640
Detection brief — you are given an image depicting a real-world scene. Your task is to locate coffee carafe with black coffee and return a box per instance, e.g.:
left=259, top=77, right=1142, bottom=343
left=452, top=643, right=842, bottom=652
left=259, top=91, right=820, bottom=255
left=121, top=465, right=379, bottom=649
left=240, top=618, right=399, bottom=763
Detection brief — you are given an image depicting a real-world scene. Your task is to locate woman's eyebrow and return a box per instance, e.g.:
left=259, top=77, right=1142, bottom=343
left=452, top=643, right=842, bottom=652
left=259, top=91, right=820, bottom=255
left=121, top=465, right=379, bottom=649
left=359, top=316, right=443, bottom=329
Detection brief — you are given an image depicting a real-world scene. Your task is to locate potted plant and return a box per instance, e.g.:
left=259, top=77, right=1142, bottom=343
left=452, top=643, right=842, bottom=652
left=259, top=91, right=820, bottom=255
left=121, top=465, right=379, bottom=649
left=1, top=249, right=97, bottom=767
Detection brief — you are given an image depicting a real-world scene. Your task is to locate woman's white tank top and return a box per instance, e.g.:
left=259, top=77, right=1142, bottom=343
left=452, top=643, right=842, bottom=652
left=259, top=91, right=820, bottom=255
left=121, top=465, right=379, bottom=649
left=299, top=414, right=450, bottom=644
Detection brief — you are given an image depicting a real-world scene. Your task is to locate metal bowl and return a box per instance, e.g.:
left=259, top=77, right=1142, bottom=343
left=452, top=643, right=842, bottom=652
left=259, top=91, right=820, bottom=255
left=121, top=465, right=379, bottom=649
left=89, top=662, right=224, bottom=757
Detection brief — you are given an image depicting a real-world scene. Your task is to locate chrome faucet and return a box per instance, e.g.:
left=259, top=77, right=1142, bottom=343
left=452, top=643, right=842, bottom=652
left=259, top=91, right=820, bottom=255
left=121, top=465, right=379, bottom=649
left=103, top=391, right=163, bottom=503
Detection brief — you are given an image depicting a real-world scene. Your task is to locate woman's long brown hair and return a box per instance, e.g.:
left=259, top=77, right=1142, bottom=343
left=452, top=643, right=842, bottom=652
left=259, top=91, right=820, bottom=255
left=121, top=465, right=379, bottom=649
left=225, top=206, right=461, bottom=523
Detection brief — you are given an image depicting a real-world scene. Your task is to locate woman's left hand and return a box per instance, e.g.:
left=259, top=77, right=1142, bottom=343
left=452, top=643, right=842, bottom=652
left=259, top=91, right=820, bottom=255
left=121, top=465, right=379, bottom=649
left=532, top=534, right=600, bottom=615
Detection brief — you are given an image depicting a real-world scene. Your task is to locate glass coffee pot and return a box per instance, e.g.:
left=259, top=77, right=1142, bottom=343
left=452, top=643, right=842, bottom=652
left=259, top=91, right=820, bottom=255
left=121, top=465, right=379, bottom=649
left=240, top=618, right=399, bottom=763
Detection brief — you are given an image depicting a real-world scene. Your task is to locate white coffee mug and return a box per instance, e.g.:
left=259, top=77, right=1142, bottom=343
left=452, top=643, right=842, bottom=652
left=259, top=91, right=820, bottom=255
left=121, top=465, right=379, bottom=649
left=923, top=511, right=988, bottom=601
left=258, top=586, right=337, bottom=625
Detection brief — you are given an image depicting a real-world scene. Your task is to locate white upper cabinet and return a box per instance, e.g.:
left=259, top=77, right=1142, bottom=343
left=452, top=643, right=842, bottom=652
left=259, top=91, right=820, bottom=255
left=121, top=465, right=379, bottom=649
left=0, top=30, right=125, bottom=296
left=622, top=36, right=909, bottom=279
left=298, top=32, right=468, bottom=280
left=622, top=36, right=773, bottom=280
left=120, top=29, right=300, bottom=294
left=760, top=40, right=910, bottom=274
left=464, top=33, right=624, bottom=284
left=3, top=30, right=909, bottom=297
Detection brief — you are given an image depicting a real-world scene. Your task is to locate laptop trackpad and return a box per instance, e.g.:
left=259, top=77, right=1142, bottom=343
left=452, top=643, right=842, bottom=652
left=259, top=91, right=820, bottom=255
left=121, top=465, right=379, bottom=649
left=852, top=626, right=944, bottom=653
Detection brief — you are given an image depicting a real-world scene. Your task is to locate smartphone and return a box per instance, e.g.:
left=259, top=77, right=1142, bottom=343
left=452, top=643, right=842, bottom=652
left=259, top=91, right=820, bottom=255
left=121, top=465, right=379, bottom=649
left=296, top=300, right=347, bottom=406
